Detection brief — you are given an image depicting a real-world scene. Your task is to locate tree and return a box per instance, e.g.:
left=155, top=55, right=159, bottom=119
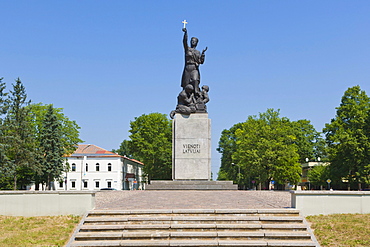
left=113, top=140, right=133, bottom=158
left=291, top=119, right=326, bottom=163
left=37, top=105, right=67, bottom=189
left=0, top=78, right=10, bottom=178
left=323, top=86, right=370, bottom=190
left=235, top=109, right=302, bottom=188
left=308, top=165, right=329, bottom=188
left=3, top=78, right=38, bottom=190
left=119, top=113, right=172, bottom=181
left=217, top=123, right=243, bottom=182
left=28, top=103, right=82, bottom=156
left=27, top=103, right=82, bottom=190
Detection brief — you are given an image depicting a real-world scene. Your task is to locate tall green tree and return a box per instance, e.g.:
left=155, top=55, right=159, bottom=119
left=232, top=109, right=301, bottom=188
left=119, top=113, right=172, bottom=181
left=217, top=123, right=243, bottom=182
left=0, top=78, right=10, bottom=177
left=291, top=119, right=327, bottom=163
left=3, top=78, right=38, bottom=190
left=308, top=165, right=330, bottom=188
left=28, top=103, right=82, bottom=156
left=28, top=103, right=81, bottom=190
left=323, top=86, right=370, bottom=190
left=218, top=109, right=323, bottom=189
left=113, top=139, right=133, bottom=158
left=37, top=105, right=66, bottom=190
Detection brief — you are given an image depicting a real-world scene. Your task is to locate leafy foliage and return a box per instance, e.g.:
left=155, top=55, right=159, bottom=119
left=307, top=165, right=330, bottom=187
left=218, top=109, right=322, bottom=189
left=217, top=123, right=243, bottom=182
left=323, top=86, right=370, bottom=190
left=113, top=139, right=133, bottom=158
left=28, top=103, right=82, bottom=156
left=0, top=78, right=9, bottom=175
left=0, top=78, right=82, bottom=190
left=36, top=105, right=66, bottom=189
left=2, top=78, right=37, bottom=189
left=119, top=113, right=172, bottom=181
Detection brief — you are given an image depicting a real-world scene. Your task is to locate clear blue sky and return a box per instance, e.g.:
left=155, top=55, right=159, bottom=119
left=2, top=1, right=370, bottom=179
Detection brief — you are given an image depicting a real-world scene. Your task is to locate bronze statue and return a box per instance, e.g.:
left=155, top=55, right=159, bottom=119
left=170, top=21, right=210, bottom=119
left=181, top=27, right=207, bottom=95
left=170, top=84, right=197, bottom=119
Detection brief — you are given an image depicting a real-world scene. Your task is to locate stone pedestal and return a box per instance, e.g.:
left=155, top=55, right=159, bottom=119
left=146, top=113, right=237, bottom=190
left=172, top=113, right=211, bottom=180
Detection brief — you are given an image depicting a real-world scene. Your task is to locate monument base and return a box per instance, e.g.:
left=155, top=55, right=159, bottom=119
left=173, top=113, right=211, bottom=180
left=145, top=180, right=237, bottom=190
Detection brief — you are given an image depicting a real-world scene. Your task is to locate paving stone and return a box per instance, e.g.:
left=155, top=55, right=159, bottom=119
left=120, top=240, right=170, bottom=246
left=217, top=231, right=265, bottom=237
left=121, top=231, right=170, bottom=238
left=95, top=191, right=291, bottom=210
left=170, top=231, right=218, bottom=237
left=215, top=209, right=258, bottom=214
left=70, top=240, right=121, bottom=246
left=122, top=224, right=171, bottom=230
left=266, top=240, right=318, bottom=246
left=84, top=217, right=128, bottom=222
left=169, top=240, right=218, bottom=246
left=80, top=225, right=127, bottom=230
left=216, top=223, right=262, bottom=229
left=259, top=216, right=304, bottom=222
left=170, top=223, right=217, bottom=229
left=265, top=232, right=311, bottom=237
left=218, top=240, right=268, bottom=246
left=261, top=224, right=307, bottom=230
left=75, top=232, right=123, bottom=239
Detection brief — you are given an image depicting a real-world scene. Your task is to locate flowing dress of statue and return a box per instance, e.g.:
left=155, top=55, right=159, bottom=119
left=181, top=27, right=207, bottom=95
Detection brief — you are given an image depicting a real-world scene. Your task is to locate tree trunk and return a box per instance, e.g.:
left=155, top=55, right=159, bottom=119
left=13, top=174, right=17, bottom=190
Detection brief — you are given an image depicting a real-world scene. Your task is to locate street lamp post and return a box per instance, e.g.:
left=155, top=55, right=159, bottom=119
left=305, top=158, right=310, bottom=190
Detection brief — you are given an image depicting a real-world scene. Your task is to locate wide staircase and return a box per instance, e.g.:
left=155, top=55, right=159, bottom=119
left=67, top=209, right=319, bottom=247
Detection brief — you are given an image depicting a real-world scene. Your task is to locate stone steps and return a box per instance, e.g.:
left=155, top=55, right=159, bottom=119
left=67, top=209, right=319, bottom=247
left=145, top=181, right=238, bottom=190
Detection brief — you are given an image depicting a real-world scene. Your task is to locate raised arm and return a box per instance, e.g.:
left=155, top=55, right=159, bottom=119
left=182, top=28, right=188, bottom=50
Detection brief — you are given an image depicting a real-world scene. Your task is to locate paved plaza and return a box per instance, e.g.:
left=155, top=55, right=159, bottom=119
left=95, top=190, right=291, bottom=210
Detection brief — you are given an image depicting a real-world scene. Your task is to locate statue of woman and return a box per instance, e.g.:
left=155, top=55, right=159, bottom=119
left=181, top=27, right=207, bottom=95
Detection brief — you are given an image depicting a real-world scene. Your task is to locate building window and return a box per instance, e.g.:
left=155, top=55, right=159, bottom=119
left=86, top=163, right=88, bottom=172
left=59, top=181, right=63, bottom=188
left=107, top=181, right=112, bottom=188
left=71, top=181, right=76, bottom=188
left=72, top=163, right=76, bottom=172
left=83, top=180, right=88, bottom=188
left=96, top=163, right=100, bottom=172
left=95, top=181, right=100, bottom=188
left=108, top=163, right=112, bottom=172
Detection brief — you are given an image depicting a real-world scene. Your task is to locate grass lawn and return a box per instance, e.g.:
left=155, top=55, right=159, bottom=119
left=307, top=214, right=370, bottom=247
left=0, top=215, right=81, bottom=246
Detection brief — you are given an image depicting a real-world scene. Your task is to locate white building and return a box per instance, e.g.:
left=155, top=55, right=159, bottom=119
left=56, top=144, right=145, bottom=191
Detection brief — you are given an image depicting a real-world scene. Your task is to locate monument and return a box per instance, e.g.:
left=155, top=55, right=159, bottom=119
left=146, top=21, right=236, bottom=190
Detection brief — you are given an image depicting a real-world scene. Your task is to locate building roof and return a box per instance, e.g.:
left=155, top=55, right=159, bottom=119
left=68, top=144, right=144, bottom=165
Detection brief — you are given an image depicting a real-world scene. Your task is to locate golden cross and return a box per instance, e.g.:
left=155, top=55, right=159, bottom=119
left=182, top=20, right=188, bottom=28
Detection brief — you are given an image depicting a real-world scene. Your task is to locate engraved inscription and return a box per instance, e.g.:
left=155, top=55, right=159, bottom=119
left=183, top=144, right=201, bottom=154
